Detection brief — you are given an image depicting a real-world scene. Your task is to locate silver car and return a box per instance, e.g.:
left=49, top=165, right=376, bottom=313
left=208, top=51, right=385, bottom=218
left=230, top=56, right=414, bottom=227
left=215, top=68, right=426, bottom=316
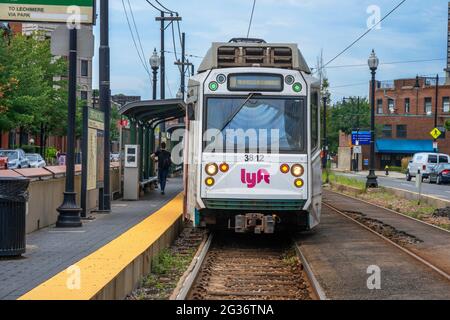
left=26, top=153, right=47, bottom=168
left=0, top=149, right=30, bottom=169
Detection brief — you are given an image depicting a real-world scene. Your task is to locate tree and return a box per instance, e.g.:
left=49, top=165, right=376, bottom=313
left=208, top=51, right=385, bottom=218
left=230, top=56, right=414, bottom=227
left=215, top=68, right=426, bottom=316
left=0, top=31, right=68, bottom=150
left=327, top=97, right=371, bottom=153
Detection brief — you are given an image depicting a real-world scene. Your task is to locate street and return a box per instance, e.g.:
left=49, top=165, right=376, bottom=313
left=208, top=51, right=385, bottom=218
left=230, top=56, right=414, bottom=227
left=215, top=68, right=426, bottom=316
left=334, top=171, right=450, bottom=202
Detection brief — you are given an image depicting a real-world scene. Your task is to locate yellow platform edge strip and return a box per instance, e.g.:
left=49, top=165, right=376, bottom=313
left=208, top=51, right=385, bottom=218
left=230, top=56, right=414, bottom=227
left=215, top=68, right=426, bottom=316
left=18, top=193, right=184, bottom=300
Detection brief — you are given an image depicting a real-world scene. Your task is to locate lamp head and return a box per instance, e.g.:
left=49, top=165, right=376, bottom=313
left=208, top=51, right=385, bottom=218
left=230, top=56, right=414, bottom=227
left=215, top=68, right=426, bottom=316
left=368, top=49, right=379, bottom=71
left=150, top=48, right=160, bottom=69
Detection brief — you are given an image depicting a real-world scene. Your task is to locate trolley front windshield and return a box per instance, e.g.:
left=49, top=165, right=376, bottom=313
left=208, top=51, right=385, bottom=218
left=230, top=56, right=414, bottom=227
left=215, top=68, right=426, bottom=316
left=204, top=97, right=306, bottom=154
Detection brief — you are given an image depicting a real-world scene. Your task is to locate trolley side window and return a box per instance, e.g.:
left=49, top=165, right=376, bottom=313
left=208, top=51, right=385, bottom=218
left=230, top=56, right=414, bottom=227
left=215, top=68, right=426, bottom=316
left=311, top=91, right=319, bottom=151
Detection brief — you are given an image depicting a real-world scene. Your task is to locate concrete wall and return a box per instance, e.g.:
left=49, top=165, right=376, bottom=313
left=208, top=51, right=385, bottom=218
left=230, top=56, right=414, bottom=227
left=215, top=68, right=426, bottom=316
left=25, top=168, right=120, bottom=234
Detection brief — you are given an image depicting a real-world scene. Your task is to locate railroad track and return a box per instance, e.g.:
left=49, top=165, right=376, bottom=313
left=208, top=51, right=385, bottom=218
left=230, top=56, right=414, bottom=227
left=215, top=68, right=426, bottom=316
left=172, top=233, right=326, bottom=301
left=323, top=201, right=450, bottom=283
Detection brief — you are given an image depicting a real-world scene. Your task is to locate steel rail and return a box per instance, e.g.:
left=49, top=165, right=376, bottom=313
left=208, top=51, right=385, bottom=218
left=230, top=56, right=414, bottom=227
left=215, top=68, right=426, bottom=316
left=323, top=202, right=450, bottom=282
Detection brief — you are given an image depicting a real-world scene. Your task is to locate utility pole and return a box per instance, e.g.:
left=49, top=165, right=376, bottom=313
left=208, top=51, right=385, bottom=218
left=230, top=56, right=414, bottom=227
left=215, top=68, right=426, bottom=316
left=56, top=28, right=82, bottom=228
left=174, top=33, right=194, bottom=100
left=98, top=0, right=111, bottom=213
left=155, top=13, right=182, bottom=134
left=356, top=97, right=361, bottom=172
left=434, top=74, right=439, bottom=153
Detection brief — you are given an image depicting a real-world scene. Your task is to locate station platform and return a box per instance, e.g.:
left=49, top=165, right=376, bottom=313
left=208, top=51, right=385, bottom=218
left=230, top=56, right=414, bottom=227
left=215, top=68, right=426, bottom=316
left=0, top=178, right=184, bottom=300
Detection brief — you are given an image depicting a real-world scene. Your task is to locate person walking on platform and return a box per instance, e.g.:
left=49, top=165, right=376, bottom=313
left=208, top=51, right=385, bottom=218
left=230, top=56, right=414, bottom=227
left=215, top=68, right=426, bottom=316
left=151, top=142, right=172, bottom=195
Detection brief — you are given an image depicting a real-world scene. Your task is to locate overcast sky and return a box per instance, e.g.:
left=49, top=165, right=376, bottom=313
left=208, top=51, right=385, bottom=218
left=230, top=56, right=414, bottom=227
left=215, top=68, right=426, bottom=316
left=92, top=0, right=448, bottom=103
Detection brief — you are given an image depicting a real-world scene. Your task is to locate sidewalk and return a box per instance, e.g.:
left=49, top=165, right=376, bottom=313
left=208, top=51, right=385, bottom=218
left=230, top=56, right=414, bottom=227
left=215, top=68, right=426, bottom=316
left=333, top=168, right=405, bottom=180
left=0, top=178, right=183, bottom=300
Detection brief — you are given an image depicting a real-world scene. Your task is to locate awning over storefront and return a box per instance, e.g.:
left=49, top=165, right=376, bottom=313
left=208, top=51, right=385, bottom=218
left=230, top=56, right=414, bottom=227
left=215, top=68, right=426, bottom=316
left=376, top=139, right=434, bottom=154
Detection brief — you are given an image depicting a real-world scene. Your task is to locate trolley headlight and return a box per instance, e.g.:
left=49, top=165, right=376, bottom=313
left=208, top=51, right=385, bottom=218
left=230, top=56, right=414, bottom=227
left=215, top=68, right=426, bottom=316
left=291, top=164, right=304, bottom=177
left=285, top=75, right=295, bottom=85
left=280, top=164, right=290, bottom=174
left=294, top=179, right=304, bottom=188
left=205, top=163, right=219, bottom=176
left=205, top=177, right=215, bottom=187
left=216, top=74, right=227, bottom=84
left=220, top=163, right=229, bottom=173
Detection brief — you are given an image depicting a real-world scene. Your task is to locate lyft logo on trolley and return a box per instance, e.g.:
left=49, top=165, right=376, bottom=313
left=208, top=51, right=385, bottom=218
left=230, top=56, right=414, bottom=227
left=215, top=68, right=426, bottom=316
left=241, top=169, right=271, bottom=188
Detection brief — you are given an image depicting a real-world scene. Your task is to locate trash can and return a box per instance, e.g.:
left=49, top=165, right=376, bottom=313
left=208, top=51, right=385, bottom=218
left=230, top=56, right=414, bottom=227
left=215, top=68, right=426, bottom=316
left=0, top=177, right=30, bottom=257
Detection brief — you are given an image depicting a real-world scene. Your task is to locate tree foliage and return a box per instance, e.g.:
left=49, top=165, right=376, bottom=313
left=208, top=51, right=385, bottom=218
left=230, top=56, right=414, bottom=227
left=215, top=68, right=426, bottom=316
left=0, top=31, right=68, bottom=143
left=327, top=97, right=371, bottom=153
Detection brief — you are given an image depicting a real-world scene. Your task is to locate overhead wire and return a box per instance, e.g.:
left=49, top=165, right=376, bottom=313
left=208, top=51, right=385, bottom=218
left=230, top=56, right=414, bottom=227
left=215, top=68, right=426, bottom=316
left=145, top=0, right=170, bottom=14
left=121, top=0, right=151, bottom=77
left=319, top=0, right=408, bottom=72
left=326, top=58, right=446, bottom=69
left=155, top=0, right=177, bottom=14
left=127, top=0, right=150, bottom=73
left=246, top=0, right=257, bottom=38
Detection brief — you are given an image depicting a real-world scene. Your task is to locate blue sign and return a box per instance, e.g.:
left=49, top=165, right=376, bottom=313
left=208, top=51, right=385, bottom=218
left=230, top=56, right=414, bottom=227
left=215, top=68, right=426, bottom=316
left=364, top=159, right=369, bottom=166
left=352, top=131, right=371, bottom=146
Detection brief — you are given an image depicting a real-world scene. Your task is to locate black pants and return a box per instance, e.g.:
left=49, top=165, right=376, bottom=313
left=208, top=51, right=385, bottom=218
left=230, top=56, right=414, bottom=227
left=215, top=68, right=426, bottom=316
left=158, top=169, right=169, bottom=192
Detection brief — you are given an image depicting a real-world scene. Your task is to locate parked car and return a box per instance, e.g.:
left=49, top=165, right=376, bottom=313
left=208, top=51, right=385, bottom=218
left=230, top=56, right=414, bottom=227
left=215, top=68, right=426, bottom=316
left=25, top=153, right=47, bottom=168
left=0, top=149, right=30, bottom=169
left=0, top=155, right=7, bottom=170
left=429, top=163, right=450, bottom=185
left=406, top=153, right=450, bottom=181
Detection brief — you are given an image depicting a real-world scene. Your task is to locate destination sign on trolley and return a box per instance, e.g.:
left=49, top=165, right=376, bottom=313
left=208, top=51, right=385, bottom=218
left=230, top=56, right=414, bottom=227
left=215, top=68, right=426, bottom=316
left=228, top=74, right=284, bottom=92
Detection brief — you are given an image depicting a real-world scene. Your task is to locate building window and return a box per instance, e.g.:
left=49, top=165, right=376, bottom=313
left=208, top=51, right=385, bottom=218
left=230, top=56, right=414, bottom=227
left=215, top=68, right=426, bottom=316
left=396, top=125, right=407, bottom=138
left=443, top=97, right=450, bottom=113
left=377, top=99, right=383, bottom=114
left=424, top=97, right=432, bottom=114
left=81, top=60, right=89, bottom=77
left=382, top=125, right=392, bottom=138
left=80, top=91, right=88, bottom=101
left=388, top=99, right=395, bottom=113
left=405, top=98, right=410, bottom=113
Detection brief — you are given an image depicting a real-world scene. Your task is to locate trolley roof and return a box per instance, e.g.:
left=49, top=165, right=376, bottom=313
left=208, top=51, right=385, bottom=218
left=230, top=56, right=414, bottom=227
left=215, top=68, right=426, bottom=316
left=198, top=39, right=311, bottom=74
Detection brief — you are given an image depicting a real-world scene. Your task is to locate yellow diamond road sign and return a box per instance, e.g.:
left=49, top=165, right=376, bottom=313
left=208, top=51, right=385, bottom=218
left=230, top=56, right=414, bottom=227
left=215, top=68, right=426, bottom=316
left=430, top=128, right=442, bottom=139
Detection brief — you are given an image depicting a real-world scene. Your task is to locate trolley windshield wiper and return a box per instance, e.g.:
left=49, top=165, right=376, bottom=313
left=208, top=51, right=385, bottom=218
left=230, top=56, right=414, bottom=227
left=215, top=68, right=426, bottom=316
left=218, top=93, right=260, bottom=133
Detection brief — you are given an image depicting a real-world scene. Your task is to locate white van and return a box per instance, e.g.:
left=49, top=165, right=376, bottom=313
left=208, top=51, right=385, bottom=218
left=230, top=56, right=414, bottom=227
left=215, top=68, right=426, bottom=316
left=406, top=153, right=450, bottom=181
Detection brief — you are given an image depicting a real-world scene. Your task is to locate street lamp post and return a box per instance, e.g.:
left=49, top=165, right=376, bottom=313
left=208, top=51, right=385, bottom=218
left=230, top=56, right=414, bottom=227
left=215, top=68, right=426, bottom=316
left=56, top=28, right=82, bottom=228
left=367, top=49, right=379, bottom=189
left=150, top=48, right=160, bottom=100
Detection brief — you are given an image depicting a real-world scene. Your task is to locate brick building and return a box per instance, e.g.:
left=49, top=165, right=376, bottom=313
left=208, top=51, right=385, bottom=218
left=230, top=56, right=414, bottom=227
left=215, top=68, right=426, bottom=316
left=372, top=77, right=450, bottom=168
left=367, top=2, right=450, bottom=169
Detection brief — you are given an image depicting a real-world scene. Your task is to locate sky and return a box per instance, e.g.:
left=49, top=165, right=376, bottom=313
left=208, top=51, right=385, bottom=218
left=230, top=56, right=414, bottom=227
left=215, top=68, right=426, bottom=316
left=91, top=0, right=448, bottom=104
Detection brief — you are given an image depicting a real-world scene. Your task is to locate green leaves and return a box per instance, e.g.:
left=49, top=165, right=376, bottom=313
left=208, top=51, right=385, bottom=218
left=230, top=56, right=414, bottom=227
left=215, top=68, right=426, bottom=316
left=327, top=97, right=371, bottom=153
left=0, top=30, right=68, bottom=137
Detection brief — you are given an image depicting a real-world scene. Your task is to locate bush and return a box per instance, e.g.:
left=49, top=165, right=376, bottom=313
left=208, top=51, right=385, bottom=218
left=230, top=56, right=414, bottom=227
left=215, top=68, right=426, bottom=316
left=401, top=157, right=411, bottom=172
left=387, top=166, right=405, bottom=173
left=45, top=147, right=57, bottom=163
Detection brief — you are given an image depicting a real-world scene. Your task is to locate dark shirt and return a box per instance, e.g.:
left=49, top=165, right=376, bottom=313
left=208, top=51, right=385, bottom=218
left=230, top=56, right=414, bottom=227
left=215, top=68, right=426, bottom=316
left=155, top=149, right=172, bottom=170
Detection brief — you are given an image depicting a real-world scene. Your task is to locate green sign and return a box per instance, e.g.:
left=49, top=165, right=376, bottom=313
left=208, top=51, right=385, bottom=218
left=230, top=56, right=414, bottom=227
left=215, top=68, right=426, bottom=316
left=0, top=0, right=95, bottom=24
left=88, top=108, right=104, bottom=131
